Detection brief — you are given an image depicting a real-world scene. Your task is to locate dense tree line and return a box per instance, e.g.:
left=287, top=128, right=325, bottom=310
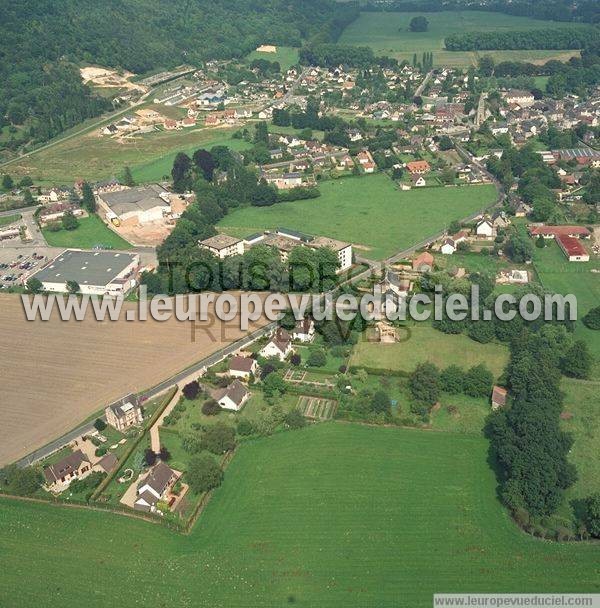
left=362, top=0, right=599, bottom=23
left=0, top=0, right=355, bottom=152
left=142, top=145, right=340, bottom=295
left=445, top=27, right=599, bottom=51
left=485, top=326, right=579, bottom=519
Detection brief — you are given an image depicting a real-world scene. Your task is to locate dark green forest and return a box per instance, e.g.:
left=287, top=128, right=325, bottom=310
left=445, top=26, right=599, bottom=51
left=0, top=0, right=358, bottom=152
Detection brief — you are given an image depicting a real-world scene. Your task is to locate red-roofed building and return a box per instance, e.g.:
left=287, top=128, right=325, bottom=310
left=406, top=160, right=431, bottom=174
left=528, top=225, right=591, bottom=239
left=556, top=235, right=589, bottom=262
left=412, top=251, right=434, bottom=272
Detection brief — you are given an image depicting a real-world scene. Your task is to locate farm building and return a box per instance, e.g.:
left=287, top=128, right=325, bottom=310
left=214, top=379, right=250, bottom=411
left=556, top=235, right=590, bottom=262
left=528, top=225, right=591, bottom=239
left=105, top=394, right=143, bottom=431
left=198, top=234, right=245, bottom=259
left=30, top=249, right=139, bottom=296
left=97, top=184, right=171, bottom=226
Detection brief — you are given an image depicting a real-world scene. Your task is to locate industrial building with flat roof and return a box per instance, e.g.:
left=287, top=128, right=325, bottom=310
left=30, top=249, right=140, bottom=296
left=97, top=184, right=171, bottom=225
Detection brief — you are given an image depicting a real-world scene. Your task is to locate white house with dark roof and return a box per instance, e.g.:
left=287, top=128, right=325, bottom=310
left=292, top=318, right=315, bottom=342
left=214, top=380, right=250, bottom=411
left=260, top=327, right=293, bottom=361
left=135, top=462, right=179, bottom=512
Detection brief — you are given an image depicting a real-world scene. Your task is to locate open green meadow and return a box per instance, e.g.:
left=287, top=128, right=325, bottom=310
left=219, top=175, right=496, bottom=259
left=41, top=215, right=133, bottom=249
left=351, top=324, right=509, bottom=376
left=531, top=238, right=600, bottom=358
left=131, top=136, right=251, bottom=183
left=8, top=125, right=245, bottom=185
left=561, top=377, right=600, bottom=499
left=339, top=11, right=583, bottom=66
left=1, top=423, right=599, bottom=608
left=245, top=46, right=299, bottom=71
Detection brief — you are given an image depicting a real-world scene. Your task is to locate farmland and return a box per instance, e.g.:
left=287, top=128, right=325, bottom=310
left=339, top=11, right=583, bottom=67
left=41, top=215, right=133, bottom=250
left=6, top=125, right=246, bottom=185
left=1, top=423, right=599, bottom=607
left=219, top=174, right=497, bottom=259
left=0, top=294, right=268, bottom=465
left=350, top=324, right=509, bottom=377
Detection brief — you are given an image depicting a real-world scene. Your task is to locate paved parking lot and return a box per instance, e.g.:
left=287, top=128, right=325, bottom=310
left=0, top=246, right=62, bottom=290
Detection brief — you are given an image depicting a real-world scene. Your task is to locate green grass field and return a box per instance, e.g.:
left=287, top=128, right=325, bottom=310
left=42, top=215, right=132, bottom=249
left=351, top=324, right=509, bottom=376
left=219, top=175, right=496, bottom=259
left=1, top=423, right=599, bottom=607
left=9, top=125, right=245, bottom=185
left=131, top=136, right=252, bottom=183
left=339, top=11, right=583, bottom=66
left=561, top=377, right=600, bottom=499
left=245, top=46, right=299, bottom=71
left=531, top=239, right=600, bottom=358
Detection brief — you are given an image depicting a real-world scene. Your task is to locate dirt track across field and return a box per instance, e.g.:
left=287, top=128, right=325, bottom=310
left=0, top=293, right=269, bottom=465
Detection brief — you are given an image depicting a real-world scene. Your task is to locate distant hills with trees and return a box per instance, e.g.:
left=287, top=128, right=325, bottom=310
left=0, top=0, right=359, bottom=153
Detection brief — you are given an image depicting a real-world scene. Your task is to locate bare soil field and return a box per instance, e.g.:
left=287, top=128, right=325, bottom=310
left=0, top=293, right=269, bottom=465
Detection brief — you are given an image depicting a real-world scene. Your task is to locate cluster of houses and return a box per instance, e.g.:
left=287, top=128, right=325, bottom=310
left=42, top=395, right=144, bottom=493
left=438, top=212, right=511, bottom=256
left=199, top=227, right=353, bottom=272
left=492, top=89, right=600, bottom=147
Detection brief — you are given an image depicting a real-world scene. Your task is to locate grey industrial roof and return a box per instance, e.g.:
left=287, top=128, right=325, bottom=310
left=99, top=184, right=170, bottom=215
left=32, top=250, right=137, bottom=287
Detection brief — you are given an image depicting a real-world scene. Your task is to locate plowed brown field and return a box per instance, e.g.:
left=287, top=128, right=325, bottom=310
left=0, top=294, right=268, bottom=465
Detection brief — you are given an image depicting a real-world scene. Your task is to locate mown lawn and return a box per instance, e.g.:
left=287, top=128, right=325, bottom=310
left=339, top=11, right=583, bottom=66
left=42, top=215, right=132, bottom=249
left=219, top=174, right=496, bottom=260
left=350, top=324, right=509, bottom=377
left=1, top=423, right=599, bottom=608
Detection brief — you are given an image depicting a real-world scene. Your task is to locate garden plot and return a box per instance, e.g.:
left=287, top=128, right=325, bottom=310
left=297, top=396, right=337, bottom=420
